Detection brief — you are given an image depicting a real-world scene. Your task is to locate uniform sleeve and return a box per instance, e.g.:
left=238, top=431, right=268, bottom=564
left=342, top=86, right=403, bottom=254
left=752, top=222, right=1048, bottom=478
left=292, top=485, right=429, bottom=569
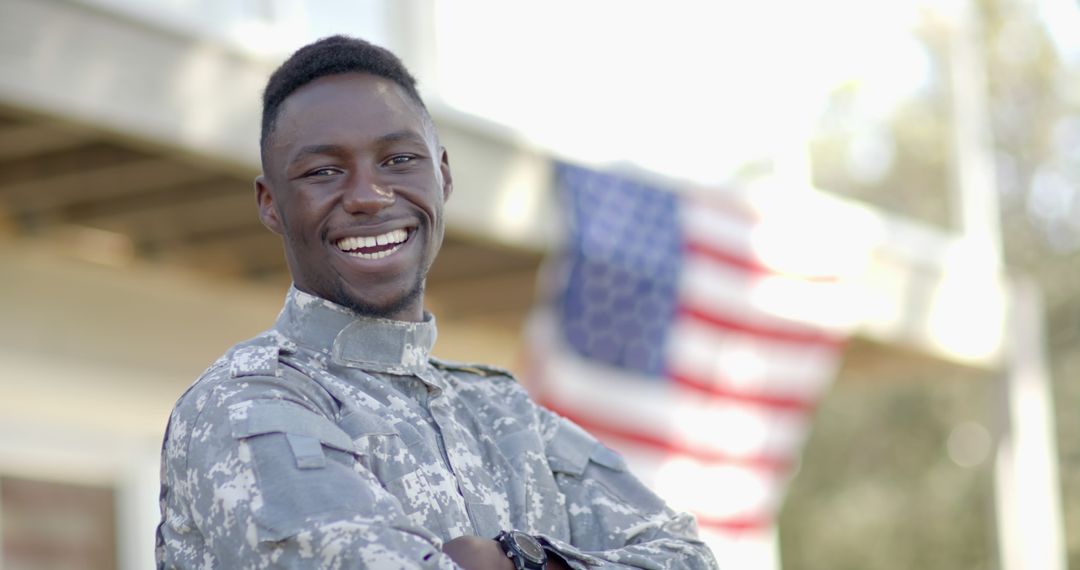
left=535, top=408, right=719, bottom=570
left=157, top=375, right=461, bottom=570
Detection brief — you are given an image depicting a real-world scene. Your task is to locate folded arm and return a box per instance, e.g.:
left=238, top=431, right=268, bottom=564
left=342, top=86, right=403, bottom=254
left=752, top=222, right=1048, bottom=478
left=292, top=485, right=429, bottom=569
left=536, top=410, right=719, bottom=570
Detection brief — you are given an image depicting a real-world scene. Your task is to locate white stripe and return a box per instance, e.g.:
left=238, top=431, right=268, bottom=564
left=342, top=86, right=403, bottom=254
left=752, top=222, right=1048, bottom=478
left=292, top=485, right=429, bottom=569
left=612, top=445, right=783, bottom=521
left=680, top=253, right=862, bottom=334
left=680, top=200, right=758, bottom=260
left=682, top=195, right=871, bottom=280
left=666, top=318, right=840, bottom=400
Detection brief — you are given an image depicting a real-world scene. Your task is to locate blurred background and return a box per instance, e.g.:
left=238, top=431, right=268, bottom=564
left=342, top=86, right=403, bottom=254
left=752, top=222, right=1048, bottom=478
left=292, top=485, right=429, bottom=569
left=0, top=0, right=1076, bottom=569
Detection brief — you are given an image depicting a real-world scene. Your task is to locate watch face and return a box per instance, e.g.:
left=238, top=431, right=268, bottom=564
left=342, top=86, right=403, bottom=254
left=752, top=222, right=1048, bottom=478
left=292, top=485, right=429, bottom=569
left=510, top=531, right=545, bottom=563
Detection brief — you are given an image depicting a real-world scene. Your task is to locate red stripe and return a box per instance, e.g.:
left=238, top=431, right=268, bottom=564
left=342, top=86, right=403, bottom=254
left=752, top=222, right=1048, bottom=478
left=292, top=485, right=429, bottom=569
left=677, top=305, right=844, bottom=349
left=668, top=370, right=816, bottom=413
left=693, top=514, right=772, bottom=533
left=539, top=399, right=790, bottom=473
left=684, top=239, right=839, bottom=283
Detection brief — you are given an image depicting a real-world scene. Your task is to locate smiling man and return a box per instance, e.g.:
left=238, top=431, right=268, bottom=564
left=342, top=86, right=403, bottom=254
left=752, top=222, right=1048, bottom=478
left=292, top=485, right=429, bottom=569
left=156, top=36, right=718, bottom=570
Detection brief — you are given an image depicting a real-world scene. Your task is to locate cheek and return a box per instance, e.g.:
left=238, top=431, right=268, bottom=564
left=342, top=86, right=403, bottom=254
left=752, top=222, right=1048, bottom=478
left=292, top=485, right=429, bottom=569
left=428, top=203, right=445, bottom=237
left=280, top=193, right=333, bottom=245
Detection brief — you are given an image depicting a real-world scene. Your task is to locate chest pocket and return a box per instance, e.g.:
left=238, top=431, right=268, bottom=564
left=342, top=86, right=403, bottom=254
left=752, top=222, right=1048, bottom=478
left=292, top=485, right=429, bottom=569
left=545, top=418, right=668, bottom=553
left=495, top=429, right=569, bottom=538
left=340, top=412, right=427, bottom=476
left=337, top=409, right=447, bottom=530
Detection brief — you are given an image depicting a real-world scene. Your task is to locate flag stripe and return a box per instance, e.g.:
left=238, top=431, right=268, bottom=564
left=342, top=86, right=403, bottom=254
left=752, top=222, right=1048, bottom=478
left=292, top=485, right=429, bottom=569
left=534, top=320, right=813, bottom=461
left=667, top=320, right=840, bottom=398
left=612, top=446, right=782, bottom=520
left=542, top=400, right=791, bottom=472
left=677, top=305, right=845, bottom=348
left=684, top=239, right=839, bottom=284
left=680, top=252, right=859, bottom=334
left=681, top=194, right=854, bottom=281
left=669, top=371, right=817, bottom=412
left=694, top=515, right=772, bottom=533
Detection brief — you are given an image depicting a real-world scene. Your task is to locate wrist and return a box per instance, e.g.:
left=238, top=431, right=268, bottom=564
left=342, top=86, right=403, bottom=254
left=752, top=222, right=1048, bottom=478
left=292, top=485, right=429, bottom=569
left=442, top=536, right=514, bottom=570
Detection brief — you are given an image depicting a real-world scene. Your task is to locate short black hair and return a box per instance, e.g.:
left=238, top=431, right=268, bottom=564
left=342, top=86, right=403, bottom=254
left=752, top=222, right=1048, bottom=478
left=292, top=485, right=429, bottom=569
left=259, top=35, right=427, bottom=164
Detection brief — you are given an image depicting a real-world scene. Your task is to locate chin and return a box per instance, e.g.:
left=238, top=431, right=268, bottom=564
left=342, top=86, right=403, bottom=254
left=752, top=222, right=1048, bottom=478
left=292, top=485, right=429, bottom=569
left=336, top=281, right=424, bottom=321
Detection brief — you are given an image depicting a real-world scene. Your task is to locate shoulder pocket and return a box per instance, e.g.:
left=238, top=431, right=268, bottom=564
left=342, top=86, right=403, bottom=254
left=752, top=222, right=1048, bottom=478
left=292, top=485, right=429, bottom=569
left=546, top=418, right=626, bottom=477
left=225, top=401, right=378, bottom=543
left=229, top=401, right=353, bottom=469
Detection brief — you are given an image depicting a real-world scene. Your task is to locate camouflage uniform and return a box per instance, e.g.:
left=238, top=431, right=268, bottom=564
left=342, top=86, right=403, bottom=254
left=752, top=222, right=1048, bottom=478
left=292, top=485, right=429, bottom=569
left=157, top=287, right=718, bottom=569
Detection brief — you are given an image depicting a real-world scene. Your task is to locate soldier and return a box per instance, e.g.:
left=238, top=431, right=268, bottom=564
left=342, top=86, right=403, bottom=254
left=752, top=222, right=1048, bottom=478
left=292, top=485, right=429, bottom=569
left=156, top=35, right=718, bottom=570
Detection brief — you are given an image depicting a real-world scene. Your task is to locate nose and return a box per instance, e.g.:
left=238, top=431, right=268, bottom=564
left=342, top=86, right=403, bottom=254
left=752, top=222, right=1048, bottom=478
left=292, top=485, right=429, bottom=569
left=341, top=170, right=395, bottom=215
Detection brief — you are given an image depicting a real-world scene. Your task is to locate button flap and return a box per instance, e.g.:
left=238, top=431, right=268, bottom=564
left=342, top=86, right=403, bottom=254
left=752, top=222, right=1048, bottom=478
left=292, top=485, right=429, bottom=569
left=546, top=419, right=595, bottom=476
left=338, top=409, right=397, bottom=438
left=546, top=419, right=626, bottom=476
left=228, top=401, right=353, bottom=452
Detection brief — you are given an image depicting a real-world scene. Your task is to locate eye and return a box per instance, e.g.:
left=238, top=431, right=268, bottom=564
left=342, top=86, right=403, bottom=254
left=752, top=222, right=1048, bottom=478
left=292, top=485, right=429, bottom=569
left=382, top=154, right=416, bottom=167
left=305, top=167, right=341, bottom=177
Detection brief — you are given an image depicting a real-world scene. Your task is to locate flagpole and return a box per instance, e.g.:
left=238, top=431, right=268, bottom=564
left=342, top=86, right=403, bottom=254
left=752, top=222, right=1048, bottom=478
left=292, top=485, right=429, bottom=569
left=945, top=1, right=1066, bottom=568
left=994, top=279, right=1067, bottom=570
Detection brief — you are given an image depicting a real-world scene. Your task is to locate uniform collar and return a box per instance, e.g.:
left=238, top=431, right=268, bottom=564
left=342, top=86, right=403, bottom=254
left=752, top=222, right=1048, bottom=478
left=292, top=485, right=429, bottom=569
left=274, top=286, right=437, bottom=375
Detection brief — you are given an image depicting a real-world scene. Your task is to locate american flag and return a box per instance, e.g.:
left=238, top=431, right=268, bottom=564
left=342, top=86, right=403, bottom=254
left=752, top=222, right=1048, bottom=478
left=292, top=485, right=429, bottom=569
left=526, top=162, right=859, bottom=568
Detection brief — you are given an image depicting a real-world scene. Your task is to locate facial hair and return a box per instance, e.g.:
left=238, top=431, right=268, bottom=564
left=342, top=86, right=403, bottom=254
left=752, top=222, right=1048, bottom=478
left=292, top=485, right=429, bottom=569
left=332, top=272, right=426, bottom=320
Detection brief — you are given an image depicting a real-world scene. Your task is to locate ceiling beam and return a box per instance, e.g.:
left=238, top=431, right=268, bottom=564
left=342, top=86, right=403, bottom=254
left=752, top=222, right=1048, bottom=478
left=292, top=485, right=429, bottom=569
left=0, top=123, right=97, bottom=161
left=56, top=178, right=248, bottom=224
left=0, top=142, right=145, bottom=187
left=0, top=159, right=219, bottom=217
left=156, top=231, right=283, bottom=278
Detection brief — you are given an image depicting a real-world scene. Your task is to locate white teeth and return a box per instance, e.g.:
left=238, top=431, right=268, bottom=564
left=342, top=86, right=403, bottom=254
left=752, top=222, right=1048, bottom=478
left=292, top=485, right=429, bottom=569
left=335, top=229, right=409, bottom=254
left=343, top=243, right=404, bottom=259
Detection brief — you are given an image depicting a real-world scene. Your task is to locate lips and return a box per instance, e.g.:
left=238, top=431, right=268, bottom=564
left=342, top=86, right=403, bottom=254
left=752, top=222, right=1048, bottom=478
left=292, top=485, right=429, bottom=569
left=334, top=228, right=410, bottom=259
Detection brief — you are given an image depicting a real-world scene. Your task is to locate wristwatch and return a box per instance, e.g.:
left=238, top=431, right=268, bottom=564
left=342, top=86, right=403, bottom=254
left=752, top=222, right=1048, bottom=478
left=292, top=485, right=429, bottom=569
left=495, top=530, right=547, bottom=570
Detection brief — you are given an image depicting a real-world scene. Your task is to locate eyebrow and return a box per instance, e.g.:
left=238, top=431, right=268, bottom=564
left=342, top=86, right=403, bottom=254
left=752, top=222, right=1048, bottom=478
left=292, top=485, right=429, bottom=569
left=288, top=130, right=429, bottom=165
left=290, top=144, right=346, bottom=163
left=375, top=129, right=430, bottom=147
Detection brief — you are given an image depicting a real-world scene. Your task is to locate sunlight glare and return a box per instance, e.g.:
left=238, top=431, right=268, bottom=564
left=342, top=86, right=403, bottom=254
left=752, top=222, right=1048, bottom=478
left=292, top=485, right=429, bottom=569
left=433, top=0, right=934, bottom=186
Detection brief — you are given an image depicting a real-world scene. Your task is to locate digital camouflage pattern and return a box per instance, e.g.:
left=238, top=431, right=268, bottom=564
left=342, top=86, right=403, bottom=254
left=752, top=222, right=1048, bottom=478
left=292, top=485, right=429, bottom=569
left=157, top=287, right=718, bottom=569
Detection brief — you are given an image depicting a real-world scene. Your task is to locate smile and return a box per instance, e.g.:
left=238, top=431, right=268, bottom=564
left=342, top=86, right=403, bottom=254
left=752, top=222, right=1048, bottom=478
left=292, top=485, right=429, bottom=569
left=334, top=228, right=410, bottom=259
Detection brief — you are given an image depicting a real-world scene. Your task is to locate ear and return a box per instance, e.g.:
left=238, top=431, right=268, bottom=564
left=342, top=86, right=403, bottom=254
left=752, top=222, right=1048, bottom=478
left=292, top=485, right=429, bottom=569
left=255, top=175, right=284, bottom=236
left=438, top=147, right=453, bottom=201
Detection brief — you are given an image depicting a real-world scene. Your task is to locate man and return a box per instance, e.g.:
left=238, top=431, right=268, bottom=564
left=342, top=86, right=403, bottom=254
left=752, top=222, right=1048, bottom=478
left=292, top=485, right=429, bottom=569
left=156, top=35, right=718, bottom=570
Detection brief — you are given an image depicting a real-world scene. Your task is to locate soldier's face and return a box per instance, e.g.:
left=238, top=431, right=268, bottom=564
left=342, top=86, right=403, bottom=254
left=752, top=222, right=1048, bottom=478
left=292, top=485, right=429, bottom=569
left=256, top=73, right=452, bottom=322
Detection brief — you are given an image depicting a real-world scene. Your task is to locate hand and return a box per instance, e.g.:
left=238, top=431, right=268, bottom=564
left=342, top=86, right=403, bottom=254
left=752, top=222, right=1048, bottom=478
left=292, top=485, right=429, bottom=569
left=441, top=536, right=572, bottom=570
left=442, top=536, right=514, bottom=570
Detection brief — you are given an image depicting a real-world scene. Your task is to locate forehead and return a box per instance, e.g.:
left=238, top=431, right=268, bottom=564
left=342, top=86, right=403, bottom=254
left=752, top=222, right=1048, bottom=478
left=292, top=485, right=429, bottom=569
left=271, top=72, right=431, bottom=151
